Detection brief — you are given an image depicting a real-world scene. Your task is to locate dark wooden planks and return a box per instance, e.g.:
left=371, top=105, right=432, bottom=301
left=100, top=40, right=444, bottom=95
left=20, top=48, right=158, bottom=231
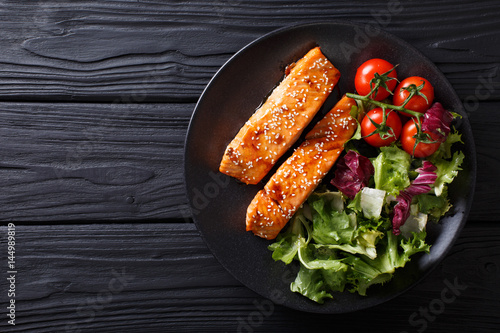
left=466, top=101, right=500, bottom=221
left=0, top=102, right=190, bottom=221
left=0, top=0, right=498, bottom=102
left=0, top=222, right=498, bottom=332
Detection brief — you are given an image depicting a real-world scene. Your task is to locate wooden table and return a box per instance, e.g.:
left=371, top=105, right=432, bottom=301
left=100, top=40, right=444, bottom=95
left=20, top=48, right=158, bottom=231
left=1, top=1, right=499, bottom=332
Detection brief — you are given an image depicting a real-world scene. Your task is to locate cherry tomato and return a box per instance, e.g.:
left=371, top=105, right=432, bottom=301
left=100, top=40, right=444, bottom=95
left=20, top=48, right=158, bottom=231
left=355, top=59, right=398, bottom=101
left=401, top=119, right=441, bottom=158
left=361, top=107, right=402, bottom=147
left=393, top=76, right=434, bottom=117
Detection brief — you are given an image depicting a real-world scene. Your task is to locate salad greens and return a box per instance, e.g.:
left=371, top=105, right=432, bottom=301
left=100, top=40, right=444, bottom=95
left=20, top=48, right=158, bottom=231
left=372, top=145, right=411, bottom=196
left=268, top=128, right=464, bottom=303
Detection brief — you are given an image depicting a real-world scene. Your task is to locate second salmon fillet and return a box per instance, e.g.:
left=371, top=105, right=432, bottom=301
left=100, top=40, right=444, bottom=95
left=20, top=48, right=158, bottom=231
left=219, top=47, right=341, bottom=185
left=246, top=96, right=358, bottom=240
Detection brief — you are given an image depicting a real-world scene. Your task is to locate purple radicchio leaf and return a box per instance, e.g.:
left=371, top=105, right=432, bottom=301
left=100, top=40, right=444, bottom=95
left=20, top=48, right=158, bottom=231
left=421, top=102, right=454, bottom=142
left=331, top=150, right=374, bottom=200
left=392, top=161, right=437, bottom=235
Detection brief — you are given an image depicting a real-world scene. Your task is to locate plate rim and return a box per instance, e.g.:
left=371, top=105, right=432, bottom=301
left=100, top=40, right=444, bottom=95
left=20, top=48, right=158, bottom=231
left=183, top=20, right=477, bottom=313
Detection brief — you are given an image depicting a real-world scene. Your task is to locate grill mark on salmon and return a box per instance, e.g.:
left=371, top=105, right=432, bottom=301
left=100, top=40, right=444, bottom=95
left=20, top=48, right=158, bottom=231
left=219, top=47, right=341, bottom=185
left=246, top=95, right=357, bottom=239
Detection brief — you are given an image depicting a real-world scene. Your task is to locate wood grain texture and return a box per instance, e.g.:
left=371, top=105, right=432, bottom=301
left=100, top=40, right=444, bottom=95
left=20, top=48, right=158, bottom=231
left=0, top=222, right=498, bottom=333
left=0, top=102, right=189, bottom=221
left=0, top=0, right=498, bottom=103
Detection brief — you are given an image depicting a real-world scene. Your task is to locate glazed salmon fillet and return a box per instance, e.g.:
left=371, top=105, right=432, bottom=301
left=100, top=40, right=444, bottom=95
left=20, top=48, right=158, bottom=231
left=246, top=96, right=357, bottom=240
left=219, top=47, right=341, bottom=185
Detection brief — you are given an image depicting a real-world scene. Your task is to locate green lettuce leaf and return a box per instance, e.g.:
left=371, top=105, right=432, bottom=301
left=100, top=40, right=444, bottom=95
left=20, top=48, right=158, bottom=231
left=344, top=230, right=431, bottom=297
left=431, top=128, right=463, bottom=160
left=348, top=105, right=363, bottom=142
left=400, top=231, right=431, bottom=258
left=344, top=231, right=430, bottom=295
left=269, top=185, right=432, bottom=303
left=313, top=242, right=378, bottom=260
left=416, top=192, right=451, bottom=220
left=321, top=267, right=348, bottom=293
left=290, top=264, right=334, bottom=303
left=298, top=242, right=348, bottom=270
left=308, top=192, right=356, bottom=245
left=432, top=151, right=465, bottom=196
left=372, top=146, right=412, bottom=196
left=268, top=213, right=307, bottom=264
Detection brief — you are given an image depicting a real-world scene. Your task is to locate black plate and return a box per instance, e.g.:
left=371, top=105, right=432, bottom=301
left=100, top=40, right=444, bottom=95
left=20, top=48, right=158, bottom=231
left=184, top=22, right=476, bottom=313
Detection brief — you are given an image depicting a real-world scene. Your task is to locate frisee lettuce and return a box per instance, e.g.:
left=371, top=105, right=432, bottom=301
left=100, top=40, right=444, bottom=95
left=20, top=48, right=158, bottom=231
left=372, top=146, right=412, bottom=196
left=268, top=212, right=307, bottom=264
left=269, top=189, right=430, bottom=303
left=268, top=125, right=464, bottom=304
left=415, top=192, right=451, bottom=221
left=345, top=230, right=430, bottom=296
left=431, top=150, right=464, bottom=197
left=427, top=128, right=465, bottom=196
left=290, top=265, right=334, bottom=303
